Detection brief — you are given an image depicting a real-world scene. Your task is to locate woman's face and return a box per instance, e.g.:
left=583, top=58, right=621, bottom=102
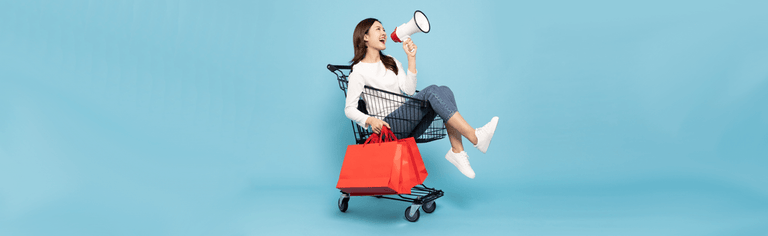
left=364, top=21, right=387, bottom=51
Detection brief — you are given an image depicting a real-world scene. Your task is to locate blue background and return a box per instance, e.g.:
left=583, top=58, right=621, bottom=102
left=1, top=0, right=767, bottom=235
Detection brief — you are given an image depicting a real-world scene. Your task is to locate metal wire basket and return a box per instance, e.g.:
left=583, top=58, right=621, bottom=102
left=327, top=64, right=447, bottom=144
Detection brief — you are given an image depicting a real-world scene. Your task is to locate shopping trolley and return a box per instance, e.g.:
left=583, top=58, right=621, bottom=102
left=328, top=64, right=447, bottom=222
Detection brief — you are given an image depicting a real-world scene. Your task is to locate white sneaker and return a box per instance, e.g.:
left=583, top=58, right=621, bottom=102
left=474, top=116, right=499, bottom=154
left=445, top=149, right=475, bottom=179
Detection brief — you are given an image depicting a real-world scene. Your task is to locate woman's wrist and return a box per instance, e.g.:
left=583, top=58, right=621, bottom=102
left=407, top=58, right=416, bottom=73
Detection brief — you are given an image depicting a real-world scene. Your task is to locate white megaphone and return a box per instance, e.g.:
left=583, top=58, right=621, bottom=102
left=390, top=10, right=430, bottom=43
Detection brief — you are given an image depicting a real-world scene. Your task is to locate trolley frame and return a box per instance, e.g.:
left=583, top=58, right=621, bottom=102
left=328, top=64, right=447, bottom=222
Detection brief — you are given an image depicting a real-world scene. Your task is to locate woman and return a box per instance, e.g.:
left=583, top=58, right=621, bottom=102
left=344, top=18, right=499, bottom=179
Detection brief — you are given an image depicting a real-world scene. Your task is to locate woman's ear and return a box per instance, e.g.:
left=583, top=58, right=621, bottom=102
left=363, top=34, right=369, bottom=43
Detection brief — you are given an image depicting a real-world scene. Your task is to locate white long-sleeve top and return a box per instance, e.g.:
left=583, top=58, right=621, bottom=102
left=345, top=56, right=417, bottom=129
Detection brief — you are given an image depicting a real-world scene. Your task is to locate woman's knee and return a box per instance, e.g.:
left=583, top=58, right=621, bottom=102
left=438, top=85, right=453, bottom=94
left=422, top=85, right=454, bottom=101
left=423, top=84, right=439, bottom=91
left=425, top=84, right=452, bottom=93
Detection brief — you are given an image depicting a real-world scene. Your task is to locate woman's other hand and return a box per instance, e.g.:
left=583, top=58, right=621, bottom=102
left=403, top=38, right=417, bottom=58
left=366, top=117, right=391, bottom=134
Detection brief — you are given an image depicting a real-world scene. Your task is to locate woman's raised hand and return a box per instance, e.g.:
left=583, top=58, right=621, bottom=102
left=402, top=38, right=417, bottom=58
left=366, top=117, right=391, bottom=134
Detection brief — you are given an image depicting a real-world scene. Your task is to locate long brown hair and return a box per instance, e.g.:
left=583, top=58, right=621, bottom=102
left=350, top=18, right=398, bottom=75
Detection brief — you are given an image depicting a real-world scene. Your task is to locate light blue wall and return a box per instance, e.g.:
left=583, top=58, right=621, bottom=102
left=1, top=0, right=766, bottom=235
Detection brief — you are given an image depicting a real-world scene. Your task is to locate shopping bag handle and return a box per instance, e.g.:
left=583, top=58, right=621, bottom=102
left=380, top=126, right=397, bottom=142
left=362, top=126, right=398, bottom=146
left=363, top=133, right=380, bottom=145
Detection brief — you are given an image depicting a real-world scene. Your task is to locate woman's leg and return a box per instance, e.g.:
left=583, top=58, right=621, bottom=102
left=413, top=85, right=478, bottom=145
left=418, top=85, right=497, bottom=154
left=416, top=85, right=499, bottom=178
left=383, top=100, right=435, bottom=140
left=445, top=112, right=478, bottom=145
left=447, top=111, right=499, bottom=154
left=446, top=122, right=464, bottom=153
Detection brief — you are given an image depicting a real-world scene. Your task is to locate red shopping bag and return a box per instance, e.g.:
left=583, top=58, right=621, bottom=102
left=397, top=136, right=428, bottom=194
left=336, top=127, right=428, bottom=196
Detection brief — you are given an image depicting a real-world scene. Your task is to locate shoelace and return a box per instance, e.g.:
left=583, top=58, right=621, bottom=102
left=457, top=153, right=471, bottom=166
left=480, top=123, right=492, bottom=134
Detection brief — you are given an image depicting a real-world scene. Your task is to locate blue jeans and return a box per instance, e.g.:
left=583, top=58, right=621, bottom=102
left=384, top=85, right=458, bottom=139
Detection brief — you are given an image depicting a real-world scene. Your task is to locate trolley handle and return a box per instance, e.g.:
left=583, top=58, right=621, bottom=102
left=327, top=64, right=352, bottom=72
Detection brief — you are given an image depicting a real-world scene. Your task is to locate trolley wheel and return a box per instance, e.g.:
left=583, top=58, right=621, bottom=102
left=404, top=206, right=420, bottom=222
left=422, top=201, right=436, bottom=213
left=338, top=196, right=349, bottom=212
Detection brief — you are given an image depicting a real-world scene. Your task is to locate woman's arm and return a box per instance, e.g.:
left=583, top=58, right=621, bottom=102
left=403, top=38, right=417, bottom=74
left=396, top=38, right=418, bottom=96
left=345, top=72, right=391, bottom=133
left=395, top=58, right=417, bottom=96
left=345, top=72, right=371, bottom=128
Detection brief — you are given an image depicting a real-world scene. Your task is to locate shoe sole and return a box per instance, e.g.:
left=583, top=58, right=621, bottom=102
left=486, top=117, right=499, bottom=153
left=477, top=117, right=499, bottom=154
